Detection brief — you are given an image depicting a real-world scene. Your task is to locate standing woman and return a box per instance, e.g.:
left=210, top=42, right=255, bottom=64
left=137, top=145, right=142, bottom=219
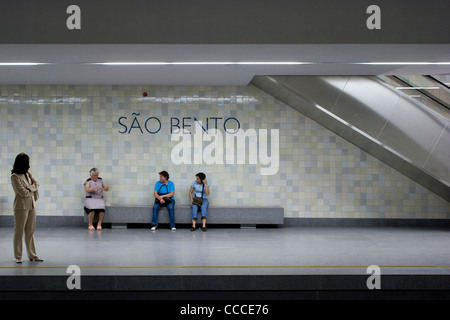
left=10, top=153, right=43, bottom=263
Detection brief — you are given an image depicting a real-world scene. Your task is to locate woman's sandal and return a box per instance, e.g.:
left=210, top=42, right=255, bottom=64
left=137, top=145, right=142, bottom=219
left=29, top=257, right=44, bottom=262
left=88, top=225, right=95, bottom=230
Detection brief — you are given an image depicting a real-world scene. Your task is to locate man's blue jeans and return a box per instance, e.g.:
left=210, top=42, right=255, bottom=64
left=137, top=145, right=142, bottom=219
left=152, top=199, right=175, bottom=228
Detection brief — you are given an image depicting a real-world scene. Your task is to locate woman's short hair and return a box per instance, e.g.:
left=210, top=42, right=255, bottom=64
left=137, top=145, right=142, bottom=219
left=89, top=168, right=99, bottom=175
left=159, top=170, right=170, bottom=180
left=196, top=172, right=206, bottom=181
left=11, top=153, right=30, bottom=174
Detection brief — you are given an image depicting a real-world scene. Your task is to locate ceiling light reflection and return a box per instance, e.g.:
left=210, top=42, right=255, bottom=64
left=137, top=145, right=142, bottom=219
left=95, top=61, right=309, bottom=66
left=0, top=62, right=46, bottom=66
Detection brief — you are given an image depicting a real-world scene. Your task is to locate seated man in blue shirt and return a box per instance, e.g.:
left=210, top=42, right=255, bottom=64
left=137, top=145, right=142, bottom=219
left=151, top=170, right=176, bottom=231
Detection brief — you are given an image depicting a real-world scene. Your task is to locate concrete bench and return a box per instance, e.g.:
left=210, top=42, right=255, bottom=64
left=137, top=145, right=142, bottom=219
left=84, top=204, right=284, bottom=227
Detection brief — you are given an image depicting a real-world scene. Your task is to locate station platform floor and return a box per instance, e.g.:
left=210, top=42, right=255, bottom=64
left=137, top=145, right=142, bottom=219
left=0, top=224, right=449, bottom=300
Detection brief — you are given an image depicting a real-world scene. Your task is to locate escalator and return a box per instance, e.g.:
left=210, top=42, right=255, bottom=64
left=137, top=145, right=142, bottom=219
left=380, top=75, right=450, bottom=116
left=251, top=75, right=450, bottom=202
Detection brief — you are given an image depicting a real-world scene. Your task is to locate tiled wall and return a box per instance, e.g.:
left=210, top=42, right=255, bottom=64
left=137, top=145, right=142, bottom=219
left=1, top=85, right=449, bottom=219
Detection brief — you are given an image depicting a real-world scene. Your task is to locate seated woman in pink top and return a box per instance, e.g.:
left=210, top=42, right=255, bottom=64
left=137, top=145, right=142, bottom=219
left=84, top=168, right=109, bottom=230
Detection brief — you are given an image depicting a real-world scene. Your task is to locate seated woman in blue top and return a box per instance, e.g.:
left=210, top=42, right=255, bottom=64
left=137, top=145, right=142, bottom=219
left=189, top=172, right=210, bottom=232
left=151, top=170, right=176, bottom=231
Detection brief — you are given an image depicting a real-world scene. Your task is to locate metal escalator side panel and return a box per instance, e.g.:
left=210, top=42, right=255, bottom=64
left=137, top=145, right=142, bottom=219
left=251, top=75, right=450, bottom=201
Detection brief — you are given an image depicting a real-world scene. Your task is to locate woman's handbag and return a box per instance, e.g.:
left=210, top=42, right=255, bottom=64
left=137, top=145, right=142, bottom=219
left=192, top=195, right=203, bottom=207
left=155, top=184, right=172, bottom=207
left=192, top=183, right=204, bottom=207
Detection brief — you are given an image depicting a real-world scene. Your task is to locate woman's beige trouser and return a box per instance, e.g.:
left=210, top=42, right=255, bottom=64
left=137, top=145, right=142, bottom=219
left=13, top=209, right=38, bottom=260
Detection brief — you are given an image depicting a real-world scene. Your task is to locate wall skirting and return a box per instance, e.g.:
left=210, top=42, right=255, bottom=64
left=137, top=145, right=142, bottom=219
left=1, top=216, right=449, bottom=228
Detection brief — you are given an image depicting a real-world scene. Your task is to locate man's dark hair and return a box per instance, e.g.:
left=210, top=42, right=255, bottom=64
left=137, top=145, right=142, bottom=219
left=159, top=170, right=170, bottom=180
